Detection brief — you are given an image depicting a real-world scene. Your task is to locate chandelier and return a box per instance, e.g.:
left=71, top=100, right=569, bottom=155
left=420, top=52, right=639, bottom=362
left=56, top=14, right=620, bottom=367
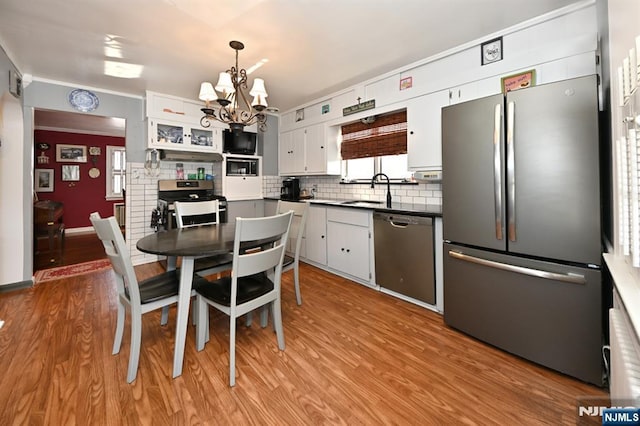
left=199, top=41, right=268, bottom=132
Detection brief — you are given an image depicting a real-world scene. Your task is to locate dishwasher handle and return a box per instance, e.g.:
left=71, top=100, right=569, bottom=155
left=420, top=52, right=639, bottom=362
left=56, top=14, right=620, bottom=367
left=373, top=212, right=432, bottom=227
left=389, top=219, right=409, bottom=228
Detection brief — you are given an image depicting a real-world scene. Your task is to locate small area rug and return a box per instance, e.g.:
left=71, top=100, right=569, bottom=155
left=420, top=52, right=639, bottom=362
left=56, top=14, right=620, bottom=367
left=34, top=259, right=112, bottom=284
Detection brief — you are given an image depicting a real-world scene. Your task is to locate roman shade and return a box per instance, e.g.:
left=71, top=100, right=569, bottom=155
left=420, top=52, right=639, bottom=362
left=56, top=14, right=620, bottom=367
left=340, top=110, right=407, bottom=160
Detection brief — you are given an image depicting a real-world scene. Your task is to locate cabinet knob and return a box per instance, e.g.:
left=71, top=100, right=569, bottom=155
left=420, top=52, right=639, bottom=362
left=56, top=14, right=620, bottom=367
left=410, top=131, right=414, bottom=135
left=341, top=248, right=345, bottom=251
left=321, top=235, right=325, bottom=239
left=320, top=146, right=324, bottom=149
left=346, top=249, right=350, bottom=253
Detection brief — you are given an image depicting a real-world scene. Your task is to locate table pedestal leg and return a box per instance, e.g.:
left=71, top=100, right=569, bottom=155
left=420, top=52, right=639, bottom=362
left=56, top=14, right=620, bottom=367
left=173, top=257, right=194, bottom=378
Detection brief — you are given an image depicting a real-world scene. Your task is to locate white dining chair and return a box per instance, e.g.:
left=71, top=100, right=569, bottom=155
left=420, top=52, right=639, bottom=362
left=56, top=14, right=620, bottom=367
left=174, top=200, right=234, bottom=277
left=194, top=211, right=293, bottom=386
left=277, top=200, right=309, bottom=305
left=90, top=212, right=209, bottom=383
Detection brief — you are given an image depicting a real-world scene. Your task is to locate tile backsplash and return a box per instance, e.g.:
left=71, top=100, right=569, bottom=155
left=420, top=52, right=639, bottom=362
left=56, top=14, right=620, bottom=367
left=126, top=162, right=441, bottom=265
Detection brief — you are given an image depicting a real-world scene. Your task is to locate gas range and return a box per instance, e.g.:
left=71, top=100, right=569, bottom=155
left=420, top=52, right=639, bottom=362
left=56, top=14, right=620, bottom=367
left=156, top=179, right=227, bottom=230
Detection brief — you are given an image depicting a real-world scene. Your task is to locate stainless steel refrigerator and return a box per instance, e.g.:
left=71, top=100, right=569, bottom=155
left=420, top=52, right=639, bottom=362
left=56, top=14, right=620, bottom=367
left=442, top=75, right=603, bottom=385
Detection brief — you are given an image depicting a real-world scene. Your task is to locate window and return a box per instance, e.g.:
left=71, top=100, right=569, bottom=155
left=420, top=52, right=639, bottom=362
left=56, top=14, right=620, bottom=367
left=342, top=154, right=411, bottom=181
left=106, top=145, right=126, bottom=200
left=340, top=110, right=411, bottom=182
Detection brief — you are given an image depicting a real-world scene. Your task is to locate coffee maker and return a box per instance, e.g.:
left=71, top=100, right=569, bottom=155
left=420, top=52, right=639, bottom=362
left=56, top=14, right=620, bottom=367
left=280, top=178, right=300, bottom=200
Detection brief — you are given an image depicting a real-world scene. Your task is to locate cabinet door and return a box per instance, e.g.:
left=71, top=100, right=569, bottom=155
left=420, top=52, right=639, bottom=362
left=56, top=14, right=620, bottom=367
left=407, top=89, right=450, bottom=171
left=327, top=221, right=370, bottom=281
left=279, top=131, right=294, bottom=175
left=449, top=77, right=501, bottom=105
left=150, top=119, right=186, bottom=147
left=279, top=130, right=305, bottom=175
left=149, top=119, right=222, bottom=153
left=190, top=126, right=222, bottom=153
left=227, top=200, right=263, bottom=223
left=224, top=177, right=262, bottom=201
left=304, top=205, right=327, bottom=265
left=304, top=123, right=326, bottom=174
left=264, top=199, right=278, bottom=217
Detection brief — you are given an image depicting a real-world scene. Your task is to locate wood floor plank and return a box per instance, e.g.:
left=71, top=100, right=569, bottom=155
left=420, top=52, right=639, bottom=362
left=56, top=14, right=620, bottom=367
left=0, top=261, right=606, bottom=425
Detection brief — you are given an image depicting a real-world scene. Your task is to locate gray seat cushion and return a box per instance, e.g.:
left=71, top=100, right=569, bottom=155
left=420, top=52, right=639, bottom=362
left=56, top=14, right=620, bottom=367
left=196, top=274, right=274, bottom=306
left=282, top=254, right=294, bottom=268
left=127, top=270, right=209, bottom=304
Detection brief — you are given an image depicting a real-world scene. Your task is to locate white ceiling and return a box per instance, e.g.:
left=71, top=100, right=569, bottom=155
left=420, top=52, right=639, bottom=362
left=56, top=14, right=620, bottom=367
left=1, top=0, right=579, bottom=132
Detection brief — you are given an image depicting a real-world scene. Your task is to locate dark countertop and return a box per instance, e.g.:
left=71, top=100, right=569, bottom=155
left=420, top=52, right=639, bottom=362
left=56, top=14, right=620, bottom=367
left=264, top=197, right=442, bottom=218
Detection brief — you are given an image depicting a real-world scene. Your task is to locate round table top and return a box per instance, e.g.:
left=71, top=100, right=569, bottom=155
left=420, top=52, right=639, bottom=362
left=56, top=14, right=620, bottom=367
left=136, top=223, right=237, bottom=257
left=136, top=223, right=277, bottom=258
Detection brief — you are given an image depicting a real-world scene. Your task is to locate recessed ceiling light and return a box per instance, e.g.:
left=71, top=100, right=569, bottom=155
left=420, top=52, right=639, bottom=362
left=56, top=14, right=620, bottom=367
left=104, top=61, right=143, bottom=79
left=266, top=106, right=279, bottom=113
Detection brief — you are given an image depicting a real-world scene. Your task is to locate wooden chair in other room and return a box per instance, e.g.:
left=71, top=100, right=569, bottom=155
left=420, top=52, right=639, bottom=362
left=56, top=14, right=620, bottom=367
left=90, top=212, right=209, bottom=383
left=277, top=200, right=309, bottom=305
left=195, top=211, right=293, bottom=386
left=174, top=200, right=234, bottom=277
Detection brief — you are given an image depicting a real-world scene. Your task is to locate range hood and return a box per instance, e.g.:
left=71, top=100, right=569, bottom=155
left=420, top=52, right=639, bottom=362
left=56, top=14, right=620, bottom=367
left=159, top=150, right=223, bottom=162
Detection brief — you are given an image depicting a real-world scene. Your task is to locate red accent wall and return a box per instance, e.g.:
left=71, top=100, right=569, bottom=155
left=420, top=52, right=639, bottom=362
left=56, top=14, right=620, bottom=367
left=34, top=130, right=125, bottom=229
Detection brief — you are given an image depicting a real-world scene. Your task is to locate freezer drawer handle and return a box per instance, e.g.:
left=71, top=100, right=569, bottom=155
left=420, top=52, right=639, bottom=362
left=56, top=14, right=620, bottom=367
left=448, top=250, right=586, bottom=285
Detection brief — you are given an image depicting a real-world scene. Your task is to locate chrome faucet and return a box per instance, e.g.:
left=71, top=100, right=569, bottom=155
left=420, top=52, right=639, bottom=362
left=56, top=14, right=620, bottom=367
left=371, top=173, right=392, bottom=207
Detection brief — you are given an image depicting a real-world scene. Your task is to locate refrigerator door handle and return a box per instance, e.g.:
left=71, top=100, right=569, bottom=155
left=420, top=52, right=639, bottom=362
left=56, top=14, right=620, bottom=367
left=493, top=103, right=503, bottom=240
left=506, top=101, right=516, bottom=242
left=448, top=250, right=586, bottom=285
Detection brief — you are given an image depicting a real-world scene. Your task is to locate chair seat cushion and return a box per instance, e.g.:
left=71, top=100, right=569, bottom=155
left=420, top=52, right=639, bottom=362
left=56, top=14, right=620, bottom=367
left=128, top=270, right=210, bottom=304
left=196, top=274, right=274, bottom=306
left=282, top=254, right=294, bottom=268
left=194, top=253, right=234, bottom=273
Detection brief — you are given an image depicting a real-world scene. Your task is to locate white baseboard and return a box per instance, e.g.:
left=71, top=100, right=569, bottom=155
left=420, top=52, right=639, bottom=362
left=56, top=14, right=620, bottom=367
left=65, top=226, right=95, bottom=235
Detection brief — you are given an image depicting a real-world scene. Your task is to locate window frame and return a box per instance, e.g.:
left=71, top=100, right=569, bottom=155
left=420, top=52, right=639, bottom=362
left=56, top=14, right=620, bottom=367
left=106, top=145, right=126, bottom=200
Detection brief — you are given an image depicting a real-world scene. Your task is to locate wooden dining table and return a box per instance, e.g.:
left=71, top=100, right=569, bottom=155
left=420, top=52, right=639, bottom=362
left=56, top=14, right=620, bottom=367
left=136, top=222, right=275, bottom=378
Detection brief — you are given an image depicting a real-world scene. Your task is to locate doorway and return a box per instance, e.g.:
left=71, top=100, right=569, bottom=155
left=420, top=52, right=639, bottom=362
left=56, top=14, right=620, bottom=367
left=33, top=109, right=126, bottom=271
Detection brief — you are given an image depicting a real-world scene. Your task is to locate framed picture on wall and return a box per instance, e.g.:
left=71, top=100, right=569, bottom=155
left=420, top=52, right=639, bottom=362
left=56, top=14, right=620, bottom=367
left=56, top=144, right=87, bottom=163
left=61, top=165, right=80, bottom=181
left=35, top=169, right=54, bottom=192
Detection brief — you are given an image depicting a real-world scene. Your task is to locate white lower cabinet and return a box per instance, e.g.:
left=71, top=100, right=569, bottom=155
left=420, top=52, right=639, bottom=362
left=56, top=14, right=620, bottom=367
left=227, top=200, right=264, bottom=223
left=304, top=205, right=327, bottom=266
left=326, top=208, right=372, bottom=284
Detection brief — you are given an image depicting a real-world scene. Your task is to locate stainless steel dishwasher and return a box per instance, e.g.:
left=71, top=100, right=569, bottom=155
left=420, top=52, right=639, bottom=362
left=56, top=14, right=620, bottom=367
left=373, top=212, right=435, bottom=305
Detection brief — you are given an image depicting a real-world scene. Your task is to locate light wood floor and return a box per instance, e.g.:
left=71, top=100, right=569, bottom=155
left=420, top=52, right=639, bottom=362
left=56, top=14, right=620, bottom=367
left=0, top=262, right=606, bottom=424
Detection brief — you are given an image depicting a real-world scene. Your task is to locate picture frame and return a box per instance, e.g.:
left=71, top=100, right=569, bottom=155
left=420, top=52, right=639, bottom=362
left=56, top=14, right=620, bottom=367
left=35, top=169, right=54, bottom=192
left=9, top=70, right=21, bottom=98
left=481, top=37, right=503, bottom=66
left=295, top=108, right=304, bottom=122
left=56, top=144, right=87, bottom=163
left=61, top=165, right=80, bottom=181
left=400, top=76, right=413, bottom=91
left=501, top=69, right=536, bottom=93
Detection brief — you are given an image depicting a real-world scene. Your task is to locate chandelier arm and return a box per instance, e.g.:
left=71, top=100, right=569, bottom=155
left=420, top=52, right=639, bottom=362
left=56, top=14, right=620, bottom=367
left=200, top=40, right=269, bottom=132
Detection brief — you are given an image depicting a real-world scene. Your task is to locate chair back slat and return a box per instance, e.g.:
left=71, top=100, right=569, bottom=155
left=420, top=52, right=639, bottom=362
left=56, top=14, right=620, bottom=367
left=276, top=201, right=309, bottom=259
left=90, top=212, right=141, bottom=306
left=231, top=212, right=293, bottom=294
left=235, top=245, right=285, bottom=278
left=175, top=200, right=219, bottom=228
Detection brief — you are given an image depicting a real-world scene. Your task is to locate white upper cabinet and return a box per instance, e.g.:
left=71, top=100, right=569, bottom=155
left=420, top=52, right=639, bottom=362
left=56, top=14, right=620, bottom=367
left=406, top=89, right=450, bottom=171
left=279, top=123, right=340, bottom=176
left=146, top=91, right=203, bottom=124
left=448, top=77, right=502, bottom=105
left=146, top=90, right=224, bottom=153
left=148, top=118, right=223, bottom=153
